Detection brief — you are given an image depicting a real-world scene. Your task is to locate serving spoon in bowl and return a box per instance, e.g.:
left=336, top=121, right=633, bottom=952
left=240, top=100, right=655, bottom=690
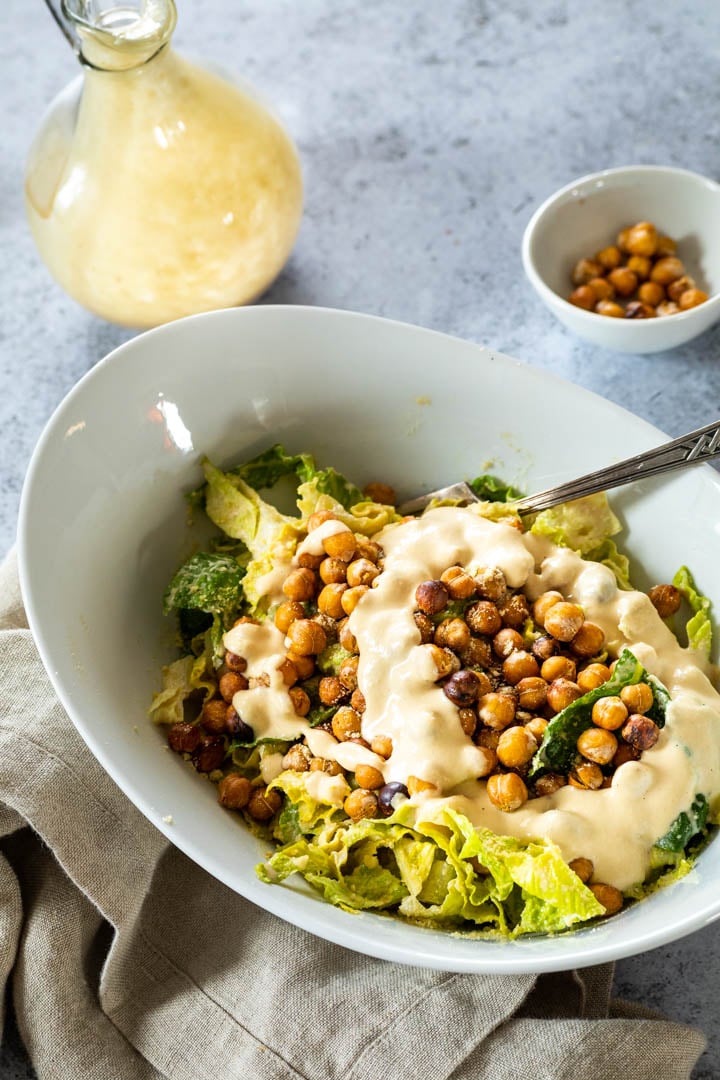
left=398, top=418, right=720, bottom=516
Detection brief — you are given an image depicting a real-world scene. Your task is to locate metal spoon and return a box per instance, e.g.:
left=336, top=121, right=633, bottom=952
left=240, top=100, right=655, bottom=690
left=398, top=418, right=720, bottom=516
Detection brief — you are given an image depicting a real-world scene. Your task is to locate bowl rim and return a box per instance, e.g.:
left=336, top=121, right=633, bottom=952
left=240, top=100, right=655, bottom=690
left=521, top=164, right=720, bottom=329
left=16, top=303, right=720, bottom=973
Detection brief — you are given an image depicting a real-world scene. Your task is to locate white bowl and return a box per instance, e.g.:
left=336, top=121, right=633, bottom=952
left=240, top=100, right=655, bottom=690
left=522, top=165, right=720, bottom=353
left=17, top=305, right=720, bottom=973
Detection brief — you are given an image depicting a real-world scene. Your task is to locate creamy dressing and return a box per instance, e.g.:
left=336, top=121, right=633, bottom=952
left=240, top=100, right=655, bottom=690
left=296, top=518, right=351, bottom=556
left=225, top=506, right=720, bottom=890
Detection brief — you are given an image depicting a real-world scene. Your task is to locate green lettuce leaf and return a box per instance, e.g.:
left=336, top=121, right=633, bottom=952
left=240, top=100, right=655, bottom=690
left=296, top=480, right=402, bottom=535
left=530, top=493, right=621, bottom=556
left=148, top=654, right=215, bottom=725
left=269, top=771, right=350, bottom=844
left=468, top=474, right=524, bottom=502
left=673, top=566, right=713, bottom=657
left=528, top=648, right=669, bottom=779
left=229, top=444, right=314, bottom=490
left=655, top=794, right=709, bottom=853
left=163, top=552, right=246, bottom=616
left=584, top=538, right=633, bottom=590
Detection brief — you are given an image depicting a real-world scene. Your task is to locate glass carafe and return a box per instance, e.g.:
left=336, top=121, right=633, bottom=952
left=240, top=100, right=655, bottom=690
left=26, top=1, right=303, bottom=328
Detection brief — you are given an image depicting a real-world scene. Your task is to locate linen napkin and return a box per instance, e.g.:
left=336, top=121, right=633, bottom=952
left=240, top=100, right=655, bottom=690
left=0, top=548, right=706, bottom=1080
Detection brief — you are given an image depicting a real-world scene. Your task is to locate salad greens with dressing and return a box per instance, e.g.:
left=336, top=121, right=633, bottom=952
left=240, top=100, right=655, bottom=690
left=151, top=443, right=718, bottom=938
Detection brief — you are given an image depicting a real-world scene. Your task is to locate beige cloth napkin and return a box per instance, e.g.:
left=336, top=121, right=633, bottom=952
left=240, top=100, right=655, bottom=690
left=0, top=549, right=706, bottom=1080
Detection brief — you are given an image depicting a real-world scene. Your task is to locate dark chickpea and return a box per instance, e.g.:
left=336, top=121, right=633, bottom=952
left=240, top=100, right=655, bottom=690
left=218, top=671, right=248, bottom=702
left=286, top=651, right=315, bottom=680
left=201, top=699, right=230, bottom=734
left=414, top=611, right=435, bottom=644
left=540, top=655, right=577, bottom=683
left=531, top=635, right=558, bottom=662
left=621, top=714, right=660, bottom=751
left=516, top=676, right=548, bottom=711
left=317, top=583, right=347, bottom=619
left=595, top=300, right=625, bottom=318
left=569, top=857, right=594, bottom=883
left=363, top=482, right=396, bottom=505
left=440, top=565, right=477, bottom=599
left=493, top=627, right=524, bottom=658
left=332, top=705, right=362, bottom=741
left=434, top=617, right=471, bottom=652
left=546, top=678, right=582, bottom=713
left=577, top=663, right=611, bottom=693
left=502, top=650, right=540, bottom=685
left=474, top=567, right=507, bottom=601
left=476, top=727, right=501, bottom=750
left=568, top=762, right=604, bottom=790
left=570, top=622, right=605, bottom=657
left=608, top=267, right=638, bottom=297
left=192, top=735, right=225, bottom=773
left=650, top=256, right=684, bottom=285
left=589, top=883, right=623, bottom=916
left=613, top=742, right=640, bottom=769
left=626, top=254, right=652, bottom=281
left=486, top=772, right=528, bottom=812
left=425, top=644, right=461, bottom=679
left=288, top=686, right=311, bottom=717
left=466, top=600, right=502, bottom=636
left=338, top=655, right=360, bottom=691
left=337, top=618, right=358, bottom=653
left=286, top=619, right=327, bottom=656
left=443, top=669, right=481, bottom=707
left=341, top=585, right=369, bottom=615
left=458, top=708, right=477, bottom=737
left=322, top=529, right=357, bottom=562
left=648, top=584, right=682, bottom=618
left=168, top=721, right=202, bottom=754
left=679, top=288, right=709, bottom=310
left=544, top=602, right=584, bottom=642
left=319, top=676, right=349, bottom=707
left=638, top=280, right=665, bottom=307
left=344, top=788, right=378, bottom=822
left=577, top=726, right=618, bottom=765
left=274, top=600, right=305, bottom=634
left=319, top=557, right=348, bottom=585
left=625, top=301, right=656, bottom=319
left=532, top=591, right=564, bottom=628
left=595, top=245, right=622, bottom=271
left=626, top=221, right=658, bottom=257
left=247, top=786, right=283, bottom=822
left=346, top=558, right=380, bottom=588
left=224, top=651, right=247, bottom=673
left=533, top=772, right=566, bottom=796
left=571, top=257, right=603, bottom=286
left=497, top=593, right=530, bottom=629
left=620, top=683, right=654, bottom=715
left=218, top=774, right=252, bottom=809
left=282, top=743, right=313, bottom=771
left=282, top=567, right=317, bottom=602
left=350, top=689, right=366, bottom=713
left=415, top=580, right=449, bottom=615
left=497, top=725, right=537, bottom=768
left=460, top=636, right=493, bottom=670
left=477, top=691, right=516, bottom=730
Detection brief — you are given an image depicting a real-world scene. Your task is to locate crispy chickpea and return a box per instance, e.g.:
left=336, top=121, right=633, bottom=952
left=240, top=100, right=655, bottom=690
left=286, top=619, right=327, bottom=656
left=476, top=727, right=501, bottom=750
left=544, top=602, right=584, bottom=642
left=620, top=682, right=654, bottom=715
left=475, top=745, right=498, bottom=777
left=486, top=772, right=528, bottom=812
left=332, top=705, right=362, bottom=741
left=441, top=565, right=477, bottom=600
left=626, top=221, right=658, bottom=257
left=319, top=676, right=348, bottom=707
left=443, top=669, right=481, bottom=707
left=577, top=662, right=611, bottom=693
left=346, top=558, right=380, bottom=588
left=502, top=650, right=540, bottom=685
left=424, top=644, right=461, bottom=679
left=168, top=721, right=202, bottom=754
left=546, top=678, right=582, bottom=713
left=648, top=583, right=682, bottom=618
left=474, top=567, right=507, bottom=601
left=288, top=686, right=311, bottom=717
left=310, top=757, right=344, bottom=776
left=577, top=726, right=618, bottom=765
left=650, top=256, right=684, bottom=285
left=524, top=715, right=548, bottom=741
left=354, top=535, right=383, bottom=563
left=626, top=254, right=652, bottom=280
left=497, top=593, right=530, bottom=629
left=591, top=695, right=627, bottom=731
left=307, top=510, right=336, bottom=532
left=246, top=786, right=283, bottom=822
left=569, top=857, right=594, bottom=884
left=201, top=699, right=230, bottom=734
left=434, top=617, right=471, bottom=652
left=414, top=611, right=435, bottom=644
left=338, top=618, right=358, bottom=653
left=282, top=743, right=313, bottom=771
left=466, top=600, right=502, bottom=636
left=625, top=301, right=656, bottom=319
left=540, top=655, right=577, bottom=682
left=460, top=637, right=493, bottom=670
left=621, top=714, right=660, bottom=751
left=656, top=300, right=680, bottom=317
left=595, top=300, right=625, bottom=318
left=569, top=284, right=597, bottom=310
left=363, top=481, right=396, bottom=504
left=679, top=287, right=709, bottom=310
left=407, top=775, right=437, bottom=796
left=532, top=591, right=565, bottom=628
left=608, top=267, right=638, bottom=297
left=589, top=883, right=623, bottom=916
left=656, top=235, right=676, bottom=258
left=568, top=762, right=604, bottom=790
left=319, top=557, right=348, bottom=585
left=572, top=257, right=603, bottom=286
left=497, top=725, right=537, bottom=768
left=517, top=676, right=548, bottom=711
left=667, top=274, right=695, bottom=302
left=350, top=689, right=366, bottom=713
left=286, top=651, right=315, bottom=680
left=341, top=585, right=369, bottom=615
left=282, top=567, right=317, bottom=602
left=613, top=742, right=640, bottom=769
left=322, top=529, right=357, bottom=563
left=638, top=280, right=665, bottom=307
left=297, top=550, right=323, bottom=570
left=274, top=600, right=305, bottom=633
left=218, top=774, right=252, bottom=810
left=531, top=634, right=558, bottom=662
left=317, top=583, right=347, bottom=619
left=533, top=772, right=566, bottom=796
left=338, top=655, right=359, bottom=691
left=616, top=227, right=632, bottom=252
left=570, top=621, right=605, bottom=657
left=371, top=734, right=393, bottom=758
left=493, top=627, right=524, bottom=658
left=595, top=245, right=622, bottom=271
left=415, top=580, right=449, bottom=615
left=588, top=277, right=615, bottom=301
left=224, top=650, right=247, bottom=673
left=355, top=764, right=385, bottom=790
left=219, top=671, right=249, bottom=702
left=477, top=691, right=516, bottom=730
left=458, top=708, right=478, bottom=737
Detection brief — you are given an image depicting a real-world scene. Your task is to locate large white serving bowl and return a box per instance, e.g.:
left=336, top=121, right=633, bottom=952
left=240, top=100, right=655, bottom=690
left=18, top=305, right=720, bottom=973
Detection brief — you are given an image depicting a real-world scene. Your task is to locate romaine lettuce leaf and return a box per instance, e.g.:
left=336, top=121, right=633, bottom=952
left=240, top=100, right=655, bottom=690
left=296, top=481, right=401, bottom=535
left=673, top=566, right=713, bottom=657
left=655, top=794, right=709, bottom=853
left=163, top=552, right=246, bottom=616
left=584, top=538, right=633, bottom=590
left=468, top=474, right=524, bottom=502
left=229, top=444, right=315, bottom=491
left=530, top=493, right=621, bottom=556
left=269, top=771, right=350, bottom=844
left=148, top=654, right=215, bottom=725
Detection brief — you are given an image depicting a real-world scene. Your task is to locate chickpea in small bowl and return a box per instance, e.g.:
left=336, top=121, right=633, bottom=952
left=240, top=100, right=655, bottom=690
left=522, top=166, right=720, bottom=353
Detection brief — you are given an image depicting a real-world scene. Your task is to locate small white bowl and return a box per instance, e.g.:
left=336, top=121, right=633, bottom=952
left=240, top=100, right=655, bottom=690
left=522, top=165, right=720, bottom=353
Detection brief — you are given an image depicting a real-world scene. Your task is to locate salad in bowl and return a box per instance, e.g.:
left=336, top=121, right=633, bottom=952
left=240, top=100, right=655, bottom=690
left=151, top=443, right=718, bottom=939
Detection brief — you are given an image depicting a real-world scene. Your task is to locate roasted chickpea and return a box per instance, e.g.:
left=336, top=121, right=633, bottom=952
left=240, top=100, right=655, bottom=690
left=544, top=602, right=584, bottom=642
left=595, top=300, right=625, bottom=318
left=474, top=567, right=507, bottom=601
left=533, top=772, right=566, bottom=797
left=621, top=714, right=660, bottom=751
left=546, top=678, right=582, bottom=713
left=532, top=591, right=564, bottom=628
left=571, top=257, right=603, bottom=286
left=350, top=689, right=366, bottom=713
left=274, top=600, right=305, bottom=633
left=524, top=716, right=548, bottom=742
left=476, top=727, right=501, bottom=751
left=497, top=593, right=530, bottom=629
left=616, top=227, right=632, bottom=252
left=282, top=567, right=317, bottom=602
left=588, top=277, right=615, bottom=301
left=540, top=655, right=577, bottom=682
left=247, top=786, right=283, bottom=822
left=460, top=637, right=493, bottom=670
left=458, top=708, right=478, bottom=737
left=656, top=235, right=676, bottom=258
left=475, top=745, right=498, bottom=776
left=407, top=775, right=437, bottom=796
left=626, top=254, right=652, bottom=280
left=434, top=617, right=471, bottom=652
left=443, top=669, right=481, bottom=707
left=338, top=655, right=359, bottom=691
left=568, top=762, right=604, bottom=790
left=354, top=535, right=383, bottom=563
left=201, top=699, right=230, bottom=734
left=625, top=301, right=656, bottom=319
left=656, top=300, right=680, bottom=317
left=577, top=726, right=618, bottom=765
left=332, top=705, right=362, bottom=741
left=307, top=510, right=336, bottom=531
left=595, top=245, right=622, bottom=271
left=338, top=618, right=358, bottom=653
left=441, top=565, right=477, bottom=599
left=286, top=619, right=327, bottom=656
left=638, top=280, right=665, bottom=307
left=224, top=650, right=247, bottom=673
left=486, top=772, right=528, bottom=812
left=666, top=274, right=695, bottom=302
left=282, top=743, right=313, bottom=771
left=319, top=557, right=348, bottom=585
left=415, top=580, right=449, bottom=615
left=648, top=583, right=682, bottom=618
left=517, top=676, right=548, bottom=711
left=310, top=757, right=345, bottom=776
left=477, top=691, right=516, bottom=730
left=466, top=600, right=502, bottom=636
left=192, top=736, right=226, bottom=773
left=569, top=857, right=594, bottom=883
left=576, top=662, right=611, bottom=693
left=424, top=644, right=461, bottom=679
left=317, top=583, right=347, bottom=619
left=620, top=682, right=654, bottom=715
left=591, top=695, right=627, bottom=731
left=286, top=651, right=315, bottom=680
left=168, top=721, right=202, bottom=754
left=371, top=734, right=393, bottom=758
left=607, top=267, right=638, bottom=297
left=502, top=650, right=540, bottom=685
left=570, top=622, right=605, bottom=657
left=322, top=529, right=357, bottom=562
left=589, top=883, right=623, bottom=916
left=493, top=627, right=525, bottom=658
left=219, top=671, right=249, bottom=702
left=319, top=676, right=348, bottom=707
left=363, top=482, right=396, bottom=505
left=218, top=773, right=252, bottom=810
left=531, top=634, right=558, bottom=662
left=679, top=287, right=709, bottom=310
left=497, top=725, right=537, bottom=768
left=297, top=550, right=323, bottom=570
left=650, top=256, right=684, bottom=285
left=414, top=611, right=435, bottom=644
left=288, top=686, right=311, bottom=717
left=341, top=585, right=369, bottom=615
left=355, top=764, right=385, bottom=790
left=613, top=742, right=640, bottom=769
left=346, top=558, right=380, bottom=588
left=625, top=221, right=658, bottom=256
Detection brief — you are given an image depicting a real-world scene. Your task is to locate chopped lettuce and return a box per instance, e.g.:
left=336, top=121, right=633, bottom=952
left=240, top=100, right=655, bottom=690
left=655, top=794, right=709, bottom=853
left=269, top=771, right=350, bottom=845
left=530, top=493, right=621, bottom=556
left=229, top=444, right=315, bottom=491
left=316, top=643, right=354, bottom=675
left=468, top=474, right=524, bottom=503
left=149, top=654, right=215, bottom=725
left=297, top=480, right=401, bottom=535
left=163, top=552, right=246, bottom=616
left=673, top=566, right=713, bottom=657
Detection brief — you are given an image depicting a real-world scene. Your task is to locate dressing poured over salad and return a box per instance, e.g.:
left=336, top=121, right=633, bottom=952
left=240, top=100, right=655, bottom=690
left=150, top=445, right=719, bottom=937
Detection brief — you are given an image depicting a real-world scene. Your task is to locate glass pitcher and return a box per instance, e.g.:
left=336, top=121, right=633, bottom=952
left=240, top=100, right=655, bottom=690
left=26, top=1, right=303, bottom=328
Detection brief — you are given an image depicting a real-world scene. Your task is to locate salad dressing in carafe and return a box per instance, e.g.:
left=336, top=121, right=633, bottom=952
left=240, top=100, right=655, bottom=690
left=26, top=1, right=303, bottom=327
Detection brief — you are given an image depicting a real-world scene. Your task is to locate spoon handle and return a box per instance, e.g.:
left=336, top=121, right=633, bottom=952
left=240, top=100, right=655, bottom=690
left=512, top=419, right=720, bottom=513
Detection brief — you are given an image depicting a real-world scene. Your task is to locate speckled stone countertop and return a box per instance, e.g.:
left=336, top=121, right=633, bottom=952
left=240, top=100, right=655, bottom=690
left=3, top=1, right=720, bottom=1076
